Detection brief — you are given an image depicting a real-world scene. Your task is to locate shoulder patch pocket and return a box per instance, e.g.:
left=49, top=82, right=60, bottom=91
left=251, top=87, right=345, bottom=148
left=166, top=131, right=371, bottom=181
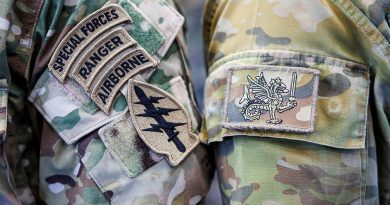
left=205, top=51, right=370, bottom=149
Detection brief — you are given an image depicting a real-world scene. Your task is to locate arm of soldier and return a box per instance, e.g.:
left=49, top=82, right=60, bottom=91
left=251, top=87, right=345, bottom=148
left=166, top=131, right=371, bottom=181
left=202, top=0, right=385, bottom=204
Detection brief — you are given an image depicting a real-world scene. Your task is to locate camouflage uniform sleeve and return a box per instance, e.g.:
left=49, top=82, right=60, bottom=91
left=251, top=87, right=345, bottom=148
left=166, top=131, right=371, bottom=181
left=0, top=0, right=213, bottom=204
left=203, top=0, right=390, bottom=204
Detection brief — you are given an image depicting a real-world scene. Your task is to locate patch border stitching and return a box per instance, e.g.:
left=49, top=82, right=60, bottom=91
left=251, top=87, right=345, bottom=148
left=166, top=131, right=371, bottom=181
left=48, top=4, right=132, bottom=83
left=221, top=65, right=320, bottom=133
left=128, top=79, right=200, bottom=166
left=70, top=27, right=137, bottom=91
left=91, top=47, right=158, bottom=114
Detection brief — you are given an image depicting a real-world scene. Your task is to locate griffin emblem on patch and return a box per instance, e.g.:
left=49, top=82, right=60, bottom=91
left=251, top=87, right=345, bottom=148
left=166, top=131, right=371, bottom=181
left=222, top=65, right=320, bottom=133
left=128, top=80, right=199, bottom=166
left=240, top=72, right=298, bottom=124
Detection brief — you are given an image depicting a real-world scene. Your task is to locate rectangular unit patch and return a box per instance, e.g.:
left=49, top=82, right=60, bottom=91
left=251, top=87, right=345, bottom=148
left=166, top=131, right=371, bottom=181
left=91, top=48, right=157, bottom=114
left=71, top=27, right=136, bottom=91
left=48, top=4, right=132, bottom=83
left=222, top=65, right=320, bottom=133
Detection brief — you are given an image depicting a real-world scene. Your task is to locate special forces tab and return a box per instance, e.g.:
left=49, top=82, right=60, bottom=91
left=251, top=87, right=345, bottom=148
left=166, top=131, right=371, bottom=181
left=49, top=4, right=132, bottom=83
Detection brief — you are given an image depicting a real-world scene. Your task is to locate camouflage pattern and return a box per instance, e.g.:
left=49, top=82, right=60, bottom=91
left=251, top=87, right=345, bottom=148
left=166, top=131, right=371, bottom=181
left=222, top=66, right=320, bottom=133
left=0, top=79, right=20, bottom=205
left=203, top=0, right=390, bottom=204
left=0, top=0, right=212, bottom=204
left=78, top=126, right=210, bottom=205
left=0, top=80, right=7, bottom=139
left=99, top=113, right=164, bottom=178
left=0, top=0, right=44, bottom=204
left=208, top=54, right=370, bottom=149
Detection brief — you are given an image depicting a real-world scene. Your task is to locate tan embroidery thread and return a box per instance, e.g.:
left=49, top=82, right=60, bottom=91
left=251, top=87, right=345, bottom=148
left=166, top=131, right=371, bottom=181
left=71, top=27, right=136, bottom=91
left=222, top=65, right=320, bottom=133
left=128, top=80, right=199, bottom=166
left=48, top=4, right=132, bottom=83
left=91, top=48, right=157, bottom=114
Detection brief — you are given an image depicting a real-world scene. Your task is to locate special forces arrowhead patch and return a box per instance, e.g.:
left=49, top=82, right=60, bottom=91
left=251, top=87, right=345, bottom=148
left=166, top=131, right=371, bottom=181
left=222, top=65, right=320, bottom=133
left=128, top=80, right=199, bottom=166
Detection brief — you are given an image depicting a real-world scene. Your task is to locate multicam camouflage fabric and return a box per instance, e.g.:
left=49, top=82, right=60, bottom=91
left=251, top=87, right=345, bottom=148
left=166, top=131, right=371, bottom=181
left=203, top=0, right=390, bottom=204
left=2, top=0, right=390, bottom=204
left=0, top=0, right=212, bottom=204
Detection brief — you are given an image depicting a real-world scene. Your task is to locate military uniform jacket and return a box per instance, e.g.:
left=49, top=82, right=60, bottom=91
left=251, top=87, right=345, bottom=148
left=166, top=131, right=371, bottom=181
left=0, top=0, right=212, bottom=204
left=202, top=0, right=390, bottom=204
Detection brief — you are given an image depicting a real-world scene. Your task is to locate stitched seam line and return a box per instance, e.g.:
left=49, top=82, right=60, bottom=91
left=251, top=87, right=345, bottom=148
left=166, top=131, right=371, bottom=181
left=156, top=3, right=184, bottom=55
left=219, top=134, right=364, bottom=149
left=100, top=138, right=137, bottom=177
left=334, top=0, right=390, bottom=48
left=78, top=153, right=113, bottom=204
left=209, top=49, right=369, bottom=74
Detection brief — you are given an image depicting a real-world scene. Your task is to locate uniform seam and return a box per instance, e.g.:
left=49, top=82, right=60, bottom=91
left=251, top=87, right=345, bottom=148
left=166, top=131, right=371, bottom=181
left=217, top=134, right=365, bottom=149
left=78, top=154, right=113, bottom=204
left=99, top=118, right=139, bottom=178
left=208, top=49, right=369, bottom=75
left=29, top=95, right=126, bottom=144
left=333, top=0, right=390, bottom=48
left=202, top=2, right=218, bottom=50
left=155, top=3, right=184, bottom=56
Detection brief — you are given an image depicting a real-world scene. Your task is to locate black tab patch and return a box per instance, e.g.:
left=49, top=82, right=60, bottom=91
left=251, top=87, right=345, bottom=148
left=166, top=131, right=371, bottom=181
left=128, top=80, right=199, bottom=166
left=48, top=4, right=132, bottom=83
left=71, top=27, right=136, bottom=91
left=91, top=48, right=157, bottom=114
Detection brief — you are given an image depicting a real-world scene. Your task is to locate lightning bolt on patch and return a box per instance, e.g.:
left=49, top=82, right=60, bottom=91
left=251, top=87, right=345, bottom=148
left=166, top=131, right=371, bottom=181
left=128, top=80, right=200, bottom=166
left=134, top=85, right=186, bottom=152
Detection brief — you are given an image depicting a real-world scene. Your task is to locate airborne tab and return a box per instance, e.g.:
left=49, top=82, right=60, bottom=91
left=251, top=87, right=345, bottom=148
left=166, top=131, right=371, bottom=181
left=91, top=48, right=157, bottom=114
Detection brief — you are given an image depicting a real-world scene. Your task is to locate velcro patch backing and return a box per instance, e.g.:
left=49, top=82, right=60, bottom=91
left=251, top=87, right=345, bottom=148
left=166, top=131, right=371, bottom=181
left=137, top=0, right=184, bottom=57
left=128, top=80, right=199, bottom=166
left=222, top=65, right=320, bottom=133
left=98, top=113, right=163, bottom=178
left=49, top=4, right=132, bottom=83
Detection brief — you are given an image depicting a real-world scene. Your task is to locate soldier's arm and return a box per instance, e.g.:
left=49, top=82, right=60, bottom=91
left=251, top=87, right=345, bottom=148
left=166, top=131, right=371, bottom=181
left=0, top=0, right=213, bottom=204
left=203, top=0, right=390, bottom=204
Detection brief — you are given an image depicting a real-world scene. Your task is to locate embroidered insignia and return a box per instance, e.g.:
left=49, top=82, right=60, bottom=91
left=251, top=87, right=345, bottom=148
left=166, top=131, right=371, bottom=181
left=128, top=80, right=199, bottom=166
left=91, top=48, right=157, bottom=114
left=48, top=4, right=132, bottom=83
left=240, top=72, right=298, bottom=124
left=71, top=27, right=136, bottom=91
left=222, top=65, right=320, bottom=133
